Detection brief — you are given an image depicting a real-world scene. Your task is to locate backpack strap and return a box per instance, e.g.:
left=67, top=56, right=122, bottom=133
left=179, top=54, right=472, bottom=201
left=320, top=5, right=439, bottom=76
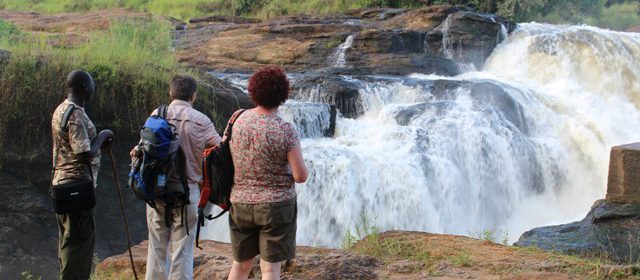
left=53, top=104, right=77, bottom=171
left=60, top=104, right=76, bottom=132
left=157, top=105, right=168, bottom=119
left=172, top=147, right=191, bottom=235
left=53, top=103, right=93, bottom=183
left=224, top=109, right=246, bottom=142
left=196, top=209, right=204, bottom=249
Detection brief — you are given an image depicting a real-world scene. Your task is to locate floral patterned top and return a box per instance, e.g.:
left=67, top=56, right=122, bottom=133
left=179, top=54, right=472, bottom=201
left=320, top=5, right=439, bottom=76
left=229, top=109, right=300, bottom=204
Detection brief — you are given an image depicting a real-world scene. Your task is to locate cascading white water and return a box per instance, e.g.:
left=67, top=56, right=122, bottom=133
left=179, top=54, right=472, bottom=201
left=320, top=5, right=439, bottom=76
left=279, top=100, right=333, bottom=139
left=203, top=23, right=640, bottom=247
left=333, top=35, right=354, bottom=68
left=440, top=14, right=454, bottom=59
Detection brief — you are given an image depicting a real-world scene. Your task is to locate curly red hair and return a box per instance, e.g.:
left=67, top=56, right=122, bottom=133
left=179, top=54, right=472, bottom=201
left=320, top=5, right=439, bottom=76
left=248, top=66, right=290, bottom=108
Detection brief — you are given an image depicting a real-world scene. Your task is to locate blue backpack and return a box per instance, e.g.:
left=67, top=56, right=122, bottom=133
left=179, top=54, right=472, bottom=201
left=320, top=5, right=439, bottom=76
left=129, top=105, right=190, bottom=227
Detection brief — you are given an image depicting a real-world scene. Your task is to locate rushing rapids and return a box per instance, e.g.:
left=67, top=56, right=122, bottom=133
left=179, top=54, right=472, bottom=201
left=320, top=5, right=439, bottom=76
left=203, top=23, right=640, bottom=246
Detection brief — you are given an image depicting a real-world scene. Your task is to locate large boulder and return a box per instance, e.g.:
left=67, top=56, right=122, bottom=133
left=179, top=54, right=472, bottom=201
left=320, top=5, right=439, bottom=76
left=517, top=143, right=640, bottom=263
left=196, top=75, right=255, bottom=131
left=515, top=199, right=640, bottom=263
left=425, top=11, right=516, bottom=69
left=290, top=74, right=363, bottom=119
left=393, top=79, right=529, bottom=135
left=606, top=143, right=640, bottom=204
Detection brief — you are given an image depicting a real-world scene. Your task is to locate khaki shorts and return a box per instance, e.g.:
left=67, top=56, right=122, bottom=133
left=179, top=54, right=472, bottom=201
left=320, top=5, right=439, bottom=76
left=229, top=199, right=297, bottom=262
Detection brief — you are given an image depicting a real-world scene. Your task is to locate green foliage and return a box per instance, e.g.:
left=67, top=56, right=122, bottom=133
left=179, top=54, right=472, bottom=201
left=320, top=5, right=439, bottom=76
left=0, top=17, right=195, bottom=155
left=341, top=212, right=433, bottom=270
left=586, top=2, right=640, bottom=30
left=341, top=211, right=379, bottom=249
left=0, top=19, right=21, bottom=38
left=1, top=0, right=638, bottom=28
left=450, top=251, right=472, bottom=267
left=0, top=0, right=418, bottom=20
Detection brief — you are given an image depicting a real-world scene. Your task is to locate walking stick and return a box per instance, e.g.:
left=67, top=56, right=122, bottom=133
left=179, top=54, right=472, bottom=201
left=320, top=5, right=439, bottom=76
left=107, top=147, right=139, bottom=280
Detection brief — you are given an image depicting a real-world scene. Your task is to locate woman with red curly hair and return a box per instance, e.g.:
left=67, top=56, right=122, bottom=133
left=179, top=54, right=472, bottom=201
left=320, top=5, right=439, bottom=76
left=228, top=66, right=308, bottom=280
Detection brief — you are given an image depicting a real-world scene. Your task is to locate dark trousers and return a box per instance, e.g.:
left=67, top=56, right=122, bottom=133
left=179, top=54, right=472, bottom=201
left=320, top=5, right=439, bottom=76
left=57, top=208, right=95, bottom=280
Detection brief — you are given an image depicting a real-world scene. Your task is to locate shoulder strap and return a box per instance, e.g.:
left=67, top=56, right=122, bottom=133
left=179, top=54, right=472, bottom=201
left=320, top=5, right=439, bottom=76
left=53, top=104, right=94, bottom=183
left=174, top=147, right=190, bottom=201
left=157, top=105, right=168, bottom=119
left=224, top=109, right=246, bottom=142
left=60, top=104, right=76, bottom=132
left=53, top=104, right=77, bottom=171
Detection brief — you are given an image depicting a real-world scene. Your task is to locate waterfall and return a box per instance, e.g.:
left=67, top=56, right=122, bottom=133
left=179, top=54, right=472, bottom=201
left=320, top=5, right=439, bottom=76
left=440, top=14, right=454, bottom=59
left=279, top=100, right=334, bottom=138
left=333, top=35, right=354, bottom=68
left=203, top=23, right=640, bottom=247
left=497, top=24, right=508, bottom=44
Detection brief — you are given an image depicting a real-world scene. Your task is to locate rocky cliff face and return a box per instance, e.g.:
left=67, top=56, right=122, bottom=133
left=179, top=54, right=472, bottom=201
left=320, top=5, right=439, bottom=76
left=176, top=5, right=515, bottom=75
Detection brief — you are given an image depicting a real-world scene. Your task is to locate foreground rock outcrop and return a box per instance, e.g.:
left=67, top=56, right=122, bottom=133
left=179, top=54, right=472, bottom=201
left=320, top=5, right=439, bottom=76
left=98, top=231, right=609, bottom=279
left=517, top=143, right=640, bottom=263
left=516, top=199, right=640, bottom=263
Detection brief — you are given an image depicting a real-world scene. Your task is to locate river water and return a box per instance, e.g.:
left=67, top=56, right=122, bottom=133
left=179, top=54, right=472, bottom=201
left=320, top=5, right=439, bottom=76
left=203, top=23, right=640, bottom=246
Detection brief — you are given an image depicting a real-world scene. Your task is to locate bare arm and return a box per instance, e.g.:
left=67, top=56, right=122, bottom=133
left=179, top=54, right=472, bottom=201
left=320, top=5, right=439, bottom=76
left=287, top=144, right=308, bottom=183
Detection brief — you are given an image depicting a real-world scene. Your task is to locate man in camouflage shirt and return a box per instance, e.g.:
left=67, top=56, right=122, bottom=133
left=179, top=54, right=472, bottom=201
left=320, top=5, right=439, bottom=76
left=51, top=70, right=112, bottom=280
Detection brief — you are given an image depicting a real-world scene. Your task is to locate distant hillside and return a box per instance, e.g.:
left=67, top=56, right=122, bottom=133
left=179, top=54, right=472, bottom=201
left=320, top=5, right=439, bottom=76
left=0, top=0, right=638, bottom=30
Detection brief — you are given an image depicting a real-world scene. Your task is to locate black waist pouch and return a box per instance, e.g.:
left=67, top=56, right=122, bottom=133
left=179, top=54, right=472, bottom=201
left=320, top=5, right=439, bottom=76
left=51, top=180, right=96, bottom=214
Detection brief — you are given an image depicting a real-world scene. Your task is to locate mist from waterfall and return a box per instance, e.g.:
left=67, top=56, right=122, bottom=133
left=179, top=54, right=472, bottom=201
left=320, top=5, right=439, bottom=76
left=203, top=23, right=640, bottom=247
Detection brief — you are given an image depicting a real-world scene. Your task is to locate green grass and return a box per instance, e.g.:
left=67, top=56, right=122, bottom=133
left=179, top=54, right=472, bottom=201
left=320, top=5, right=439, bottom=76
left=450, top=251, right=472, bottom=267
left=0, top=0, right=417, bottom=20
left=0, top=17, right=220, bottom=158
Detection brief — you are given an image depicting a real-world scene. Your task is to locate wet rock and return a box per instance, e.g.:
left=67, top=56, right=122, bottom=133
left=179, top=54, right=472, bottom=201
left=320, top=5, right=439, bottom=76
left=196, top=75, right=255, bottom=131
left=290, top=74, right=363, bottom=119
left=515, top=199, right=640, bottom=263
left=396, top=79, right=528, bottom=134
left=606, top=143, right=640, bottom=204
left=394, top=101, right=455, bottom=126
left=425, top=11, right=516, bottom=69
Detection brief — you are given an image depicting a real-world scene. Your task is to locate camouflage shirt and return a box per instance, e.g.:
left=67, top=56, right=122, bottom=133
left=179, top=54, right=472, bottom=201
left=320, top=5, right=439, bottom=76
left=51, top=99, right=100, bottom=187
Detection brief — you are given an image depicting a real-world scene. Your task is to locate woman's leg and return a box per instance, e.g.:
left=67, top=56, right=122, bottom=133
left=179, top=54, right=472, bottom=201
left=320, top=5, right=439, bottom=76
left=260, top=259, right=282, bottom=280
left=229, top=258, right=255, bottom=280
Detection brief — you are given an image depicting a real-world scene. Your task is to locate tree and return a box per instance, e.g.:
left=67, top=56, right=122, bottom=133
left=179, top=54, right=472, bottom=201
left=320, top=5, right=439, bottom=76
left=605, top=0, right=640, bottom=13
